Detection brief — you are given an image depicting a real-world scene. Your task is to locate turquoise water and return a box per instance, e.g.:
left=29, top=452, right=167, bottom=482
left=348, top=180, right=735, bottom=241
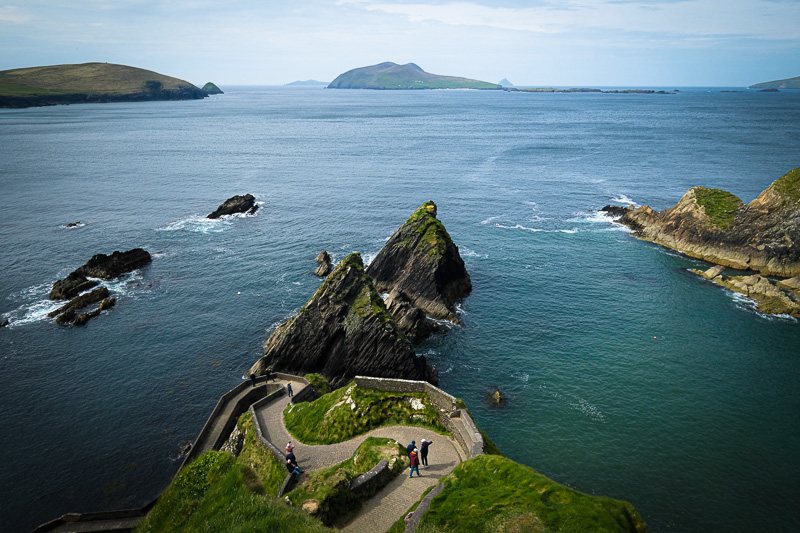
left=1, top=87, right=799, bottom=532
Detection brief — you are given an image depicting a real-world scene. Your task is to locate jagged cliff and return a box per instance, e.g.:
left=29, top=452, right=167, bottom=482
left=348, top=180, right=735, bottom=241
left=248, top=253, right=436, bottom=389
left=692, top=265, right=800, bottom=318
left=366, top=201, right=472, bottom=323
left=617, top=168, right=800, bottom=277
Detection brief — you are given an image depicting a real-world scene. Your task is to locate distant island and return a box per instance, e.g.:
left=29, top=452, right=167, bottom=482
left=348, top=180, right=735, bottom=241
left=499, top=78, right=514, bottom=87
left=202, top=82, right=224, bottom=94
left=749, top=75, right=800, bottom=90
left=0, top=62, right=213, bottom=108
left=285, top=80, right=329, bottom=86
left=327, top=62, right=502, bottom=90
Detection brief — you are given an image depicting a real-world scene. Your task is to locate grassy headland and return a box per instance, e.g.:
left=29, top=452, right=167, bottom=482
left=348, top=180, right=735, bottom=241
left=327, top=62, right=501, bottom=90
left=693, top=187, right=743, bottom=230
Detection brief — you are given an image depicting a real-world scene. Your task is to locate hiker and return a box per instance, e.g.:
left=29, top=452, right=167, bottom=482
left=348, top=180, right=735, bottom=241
left=409, top=448, right=421, bottom=477
left=286, top=458, right=303, bottom=480
left=250, top=373, right=257, bottom=387
left=265, top=368, right=272, bottom=382
left=286, top=450, right=298, bottom=468
left=286, top=442, right=295, bottom=454
left=420, top=438, right=432, bottom=467
left=406, top=440, right=416, bottom=456
left=287, top=383, right=293, bottom=397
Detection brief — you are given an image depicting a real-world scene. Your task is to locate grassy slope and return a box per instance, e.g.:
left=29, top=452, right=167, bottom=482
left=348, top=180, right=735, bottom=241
left=772, top=167, right=800, bottom=204
left=749, top=75, right=800, bottom=89
left=693, top=187, right=743, bottom=230
left=284, top=382, right=449, bottom=444
left=388, top=455, right=648, bottom=533
left=0, top=63, right=197, bottom=96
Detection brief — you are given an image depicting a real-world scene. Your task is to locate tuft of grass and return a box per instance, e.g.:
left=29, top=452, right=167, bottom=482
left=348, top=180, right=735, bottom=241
left=135, top=450, right=333, bottom=533
left=693, top=187, right=742, bottom=230
left=284, top=383, right=449, bottom=445
left=395, top=455, right=648, bottom=533
left=235, top=412, right=286, bottom=497
left=285, top=437, right=408, bottom=525
left=304, top=373, right=332, bottom=396
left=772, top=167, right=800, bottom=204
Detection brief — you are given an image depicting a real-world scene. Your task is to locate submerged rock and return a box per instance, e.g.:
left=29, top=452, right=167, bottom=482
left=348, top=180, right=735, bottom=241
left=207, top=194, right=258, bottom=219
left=249, top=252, right=437, bottom=389
left=314, top=250, right=332, bottom=277
left=366, top=201, right=471, bottom=322
left=49, top=286, right=110, bottom=325
left=616, top=168, right=800, bottom=277
left=690, top=268, right=800, bottom=318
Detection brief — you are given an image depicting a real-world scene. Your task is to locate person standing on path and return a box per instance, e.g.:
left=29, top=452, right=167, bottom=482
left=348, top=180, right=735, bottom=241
left=287, top=383, right=293, bottom=397
left=286, top=450, right=298, bottom=468
left=250, top=373, right=257, bottom=387
left=420, top=438, right=432, bottom=467
left=406, top=440, right=416, bottom=456
left=286, top=442, right=295, bottom=454
left=286, top=458, right=303, bottom=480
left=409, top=448, right=421, bottom=477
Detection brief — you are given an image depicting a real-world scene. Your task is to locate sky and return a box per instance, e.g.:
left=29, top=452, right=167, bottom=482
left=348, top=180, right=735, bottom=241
left=1, top=0, right=799, bottom=87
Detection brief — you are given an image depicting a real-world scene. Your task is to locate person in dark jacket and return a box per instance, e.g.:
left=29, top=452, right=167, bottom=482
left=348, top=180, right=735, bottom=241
left=286, top=451, right=298, bottom=468
left=409, top=448, right=421, bottom=477
left=420, top=438, right=432, bottom=467
left=250, top=373, right=257, bottom=387
left=406, top=440, right=416, bottom=456
left=286, top=458, right=303, bottom=480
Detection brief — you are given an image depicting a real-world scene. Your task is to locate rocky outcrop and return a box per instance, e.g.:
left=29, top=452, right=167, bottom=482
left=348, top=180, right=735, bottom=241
left=49, top=249, right=151, bottom=300
left=616, top=168, right=800, bottom=277
left=384, top=292, right=438, bottom=343
left=691, top=265, right=800, bottom=318
left=202, top=82, right=224, bottom=95
left=49, top=287, right=110, bottom=325
left=315, top=250, right=332, bottom=277
left=207, top=194, right=258, bottom=219
left=249, top=252, right=436, bottom=389
left=366, top=201, right=471, bottom=323
left=50, top=271, right=99, bottom=300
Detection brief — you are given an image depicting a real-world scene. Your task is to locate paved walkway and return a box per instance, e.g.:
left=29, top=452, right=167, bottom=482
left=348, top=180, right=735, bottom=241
left=256, top=379, right=466, bottom=533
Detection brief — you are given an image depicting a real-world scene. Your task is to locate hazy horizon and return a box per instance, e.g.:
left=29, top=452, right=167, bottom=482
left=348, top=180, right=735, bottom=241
left=1, top=1, right=799, bottom=88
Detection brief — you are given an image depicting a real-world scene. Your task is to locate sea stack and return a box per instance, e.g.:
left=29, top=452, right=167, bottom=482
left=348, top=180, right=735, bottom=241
left=248, top=252, right=437, bottom=389
left=366, top=201, right=472, bottom=323
left=615, top=168, right=800, bottom=277
left=207, top=194, right=258, bottom=219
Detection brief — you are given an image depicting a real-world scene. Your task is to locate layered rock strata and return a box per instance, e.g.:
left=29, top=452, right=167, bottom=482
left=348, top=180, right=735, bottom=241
left=249, top=252, right=437, bottom=389
left=613, top=168, right=800, bottom=277
left=366, top=201, right=471, bottom=323
left=692, top=265, right=800, bottom=318
left=315, top=250, right=332, bottom=277
left=207, top=194, right=258, bottom=219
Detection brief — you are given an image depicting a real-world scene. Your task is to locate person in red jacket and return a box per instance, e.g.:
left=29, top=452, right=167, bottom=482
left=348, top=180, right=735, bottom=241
left=409, top=448, right=421, bottom=477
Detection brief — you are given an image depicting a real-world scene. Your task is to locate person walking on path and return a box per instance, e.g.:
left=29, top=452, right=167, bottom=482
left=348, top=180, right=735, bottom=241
left=286, top=458, right=303, bottom=480
left=286, top=442, right=295, bottom=454
left=420, top=438, right=432, bottom=467
left=250, top=373, right=257, bottom=387
left=287, top=383, right=293, bottom=397
left=409, top=448, right=421, bottom=477
left=406, top=440, right=416, bottom=456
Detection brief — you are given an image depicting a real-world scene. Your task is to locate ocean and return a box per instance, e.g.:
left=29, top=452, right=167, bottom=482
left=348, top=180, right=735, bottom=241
left=1, top=86, right=799, bottom=532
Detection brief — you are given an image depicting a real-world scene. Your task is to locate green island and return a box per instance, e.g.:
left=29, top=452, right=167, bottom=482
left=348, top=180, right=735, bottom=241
left=327, top=62, right=501, bottom=90
left=0, top=62, right=213, bottom=108
left=749, top=75, right=800, bottom=90
left=136, top=376, right=648, bottom=533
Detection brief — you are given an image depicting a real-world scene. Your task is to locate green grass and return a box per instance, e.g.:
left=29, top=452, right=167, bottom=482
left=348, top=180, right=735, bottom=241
left=135, top=450, right=332, bottom=533
left=285, top=437, right=408, bottom=525
left=235, top=412, right=287, bottom=497
left=693, top=187, right=742, bottom=230
left=284, top=383, right=449, bottom=444
left=305, top=373, right=332, bottom=396
left=387, top=455, right=648, bottom=533
left=772, top=167, right=800, bottom=204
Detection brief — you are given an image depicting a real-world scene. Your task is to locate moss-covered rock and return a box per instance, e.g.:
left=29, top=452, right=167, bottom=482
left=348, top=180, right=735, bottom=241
left=366, top=201, right=471, bottom=323
left=249, top=253, right=437, bottom=388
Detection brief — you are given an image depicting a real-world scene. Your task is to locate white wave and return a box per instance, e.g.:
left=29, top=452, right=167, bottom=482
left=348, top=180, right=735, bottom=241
left=480, top=215, right=503, bottom=225
left=60, top=221, right=86, bottom=229
left=557, top=228, right=578, bottom=234
left=729, top=292, right=798, bottom=322
left=380, top=293, right=389, bottom=301
left=570, top=397, right=606, bottom=422
left=523, top=201, right=538, bottom=206
left=610, top=194, right=638, bottom=206
left=157, top=215, right=231, bottom=234
left=454, top=302, right=467, bottom=316
left=527, top=215, right=551, bottom=223
left=494, top=223, right=544, bottom=232
left=459, top=247, right=488, bottom=259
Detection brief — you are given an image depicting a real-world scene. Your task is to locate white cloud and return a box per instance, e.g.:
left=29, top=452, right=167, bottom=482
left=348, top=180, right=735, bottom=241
left=0, top=5, right=32, bottom=23
left=348, top=0, right=800, bottom=40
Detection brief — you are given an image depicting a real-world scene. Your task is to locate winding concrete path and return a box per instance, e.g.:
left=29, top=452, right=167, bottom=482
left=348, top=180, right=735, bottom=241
left=257, top=379, right=466, bottom=533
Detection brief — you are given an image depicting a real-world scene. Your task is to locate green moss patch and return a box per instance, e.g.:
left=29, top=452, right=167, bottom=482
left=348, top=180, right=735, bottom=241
left=694, top=187, right=742, bottom=230
left=284, top=383, right=449, bottom=445
left=286, top=437, right=408, bottom=525
left=305, top=373, right=332, bottom=396
left=772, top=167, right=800, bottom=204
left=394, top=455, right=647, bottom=533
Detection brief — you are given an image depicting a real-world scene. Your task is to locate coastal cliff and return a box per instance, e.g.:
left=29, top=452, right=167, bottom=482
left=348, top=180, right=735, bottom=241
left=366, top=201, right=471, bottom=323
left=248, top=253, right=436, bottom=388
left=616, top=168, right=800, bottom=277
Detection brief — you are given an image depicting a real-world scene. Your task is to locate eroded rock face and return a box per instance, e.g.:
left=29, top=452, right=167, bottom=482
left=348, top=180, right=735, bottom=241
left=366, top=201, right=471, bottom=322
left=314, top=250, right=332, bottom=277
left=384, top=292, right=438, bottom=343
left=249, top=252, right=437, bottom=389
left=616, top=168, right=800, bottom=277
left=207, top=194, right=258, bottom=219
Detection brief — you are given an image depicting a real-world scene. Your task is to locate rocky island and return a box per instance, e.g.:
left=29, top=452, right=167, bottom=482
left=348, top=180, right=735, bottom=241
left=610, top=168, right=800, bottom=277
left=327, top=62, right=501, bottom=90
left=248, top=252, right=437, bottom=388
left=0, top=62, right=210, bottom=108
left=207, top=194, right=259, bottom=219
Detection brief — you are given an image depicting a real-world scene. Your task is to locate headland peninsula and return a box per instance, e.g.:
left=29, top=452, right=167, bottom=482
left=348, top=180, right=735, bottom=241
left=327, top=62, right=502, bottom=90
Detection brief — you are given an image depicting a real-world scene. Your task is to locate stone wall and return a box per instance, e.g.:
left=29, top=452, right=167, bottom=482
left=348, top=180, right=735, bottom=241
left=350, top=458, right=392, bottom=495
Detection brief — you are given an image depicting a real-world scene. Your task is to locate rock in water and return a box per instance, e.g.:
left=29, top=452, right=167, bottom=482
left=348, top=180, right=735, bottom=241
left=366, top=201, right=471, bottom=322
left=248, top=252, right=437, bottom=389
left=617, top=168, right=800, bottom=277
left=384, top=292, right=437, bottom=343
left=207, top=194, right=258, bottom=219
left=50, top=249, right=151, bottom=300
left=49, top=271, right=99, bottom=300
left=315, top=250, right=332, bottom=277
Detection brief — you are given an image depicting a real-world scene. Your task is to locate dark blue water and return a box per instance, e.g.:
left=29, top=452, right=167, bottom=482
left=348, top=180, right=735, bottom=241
left=1, top=87, right=799, bottom=532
